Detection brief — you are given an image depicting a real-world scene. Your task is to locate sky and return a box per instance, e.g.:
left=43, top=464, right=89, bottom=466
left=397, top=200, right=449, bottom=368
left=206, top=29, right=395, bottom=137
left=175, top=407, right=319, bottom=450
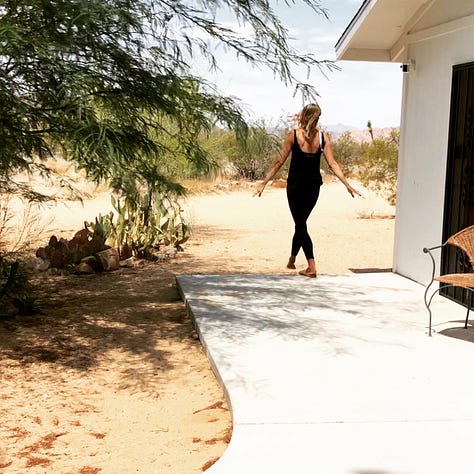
left=193, top=0, right=403, bottom=130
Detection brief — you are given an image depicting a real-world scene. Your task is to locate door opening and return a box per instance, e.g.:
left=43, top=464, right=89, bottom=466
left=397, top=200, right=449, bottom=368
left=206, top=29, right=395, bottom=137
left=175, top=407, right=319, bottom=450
left=442, top=62, right=474, bottom=305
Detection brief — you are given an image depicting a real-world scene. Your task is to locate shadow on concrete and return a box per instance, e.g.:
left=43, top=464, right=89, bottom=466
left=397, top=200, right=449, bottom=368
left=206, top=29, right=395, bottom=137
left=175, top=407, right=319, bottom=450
left=349, top=267, right=393, bottom=273
left=439, top=322, right=474, bottom=343
left=178, top=273, right=423, bottom=359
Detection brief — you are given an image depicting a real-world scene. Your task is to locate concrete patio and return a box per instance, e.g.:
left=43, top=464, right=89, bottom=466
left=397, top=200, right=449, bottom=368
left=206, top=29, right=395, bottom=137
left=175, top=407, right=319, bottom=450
left=176, top=272, right=474, bottom=474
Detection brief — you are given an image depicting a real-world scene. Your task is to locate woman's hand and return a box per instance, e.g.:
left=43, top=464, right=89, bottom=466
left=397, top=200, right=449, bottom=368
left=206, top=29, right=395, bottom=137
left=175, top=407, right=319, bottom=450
left=346, top=184, right=363, bottom=198
left=253, top=183, right=266, bottom=197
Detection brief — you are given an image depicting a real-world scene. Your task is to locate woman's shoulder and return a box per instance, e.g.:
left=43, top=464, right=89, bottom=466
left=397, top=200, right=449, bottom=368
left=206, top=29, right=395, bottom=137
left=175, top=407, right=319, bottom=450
left=286, top=129, right=297, bottom=142
left=321, top=131, right=333, bottom=145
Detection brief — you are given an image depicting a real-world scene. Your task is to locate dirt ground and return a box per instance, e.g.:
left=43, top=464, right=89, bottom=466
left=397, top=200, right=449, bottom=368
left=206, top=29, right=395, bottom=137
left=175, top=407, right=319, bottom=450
left=0, top=179, right=395, bottom=473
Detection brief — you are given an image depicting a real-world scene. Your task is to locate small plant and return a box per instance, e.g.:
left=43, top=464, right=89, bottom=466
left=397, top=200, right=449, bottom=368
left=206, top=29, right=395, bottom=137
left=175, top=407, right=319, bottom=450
left=358, top=129, right=399, bottom=205
left=0, top=196, right=50, bottom=318
left=229, top=121, right=282, bottom=180
left=84, top=212, right=114, bottom=242
left=0, top=258, right=38, bottom=318
left=87, top=190, right=190, bottom=260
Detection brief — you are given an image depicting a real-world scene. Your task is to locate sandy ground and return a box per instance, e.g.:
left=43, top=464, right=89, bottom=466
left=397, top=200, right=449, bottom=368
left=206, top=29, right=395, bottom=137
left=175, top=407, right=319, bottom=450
left=175, top=179, right=395, bottom=275
left=0, top=179, right=395, bottom=473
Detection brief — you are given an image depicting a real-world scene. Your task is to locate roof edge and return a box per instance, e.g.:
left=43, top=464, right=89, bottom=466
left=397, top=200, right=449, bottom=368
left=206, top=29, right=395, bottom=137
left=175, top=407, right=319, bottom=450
left=335, top=0, right=373, bottom=57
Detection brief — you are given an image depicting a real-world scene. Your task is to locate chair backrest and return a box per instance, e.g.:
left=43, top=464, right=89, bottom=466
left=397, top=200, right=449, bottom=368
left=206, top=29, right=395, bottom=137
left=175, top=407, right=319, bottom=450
left=447, top=225, right=474, bottom=266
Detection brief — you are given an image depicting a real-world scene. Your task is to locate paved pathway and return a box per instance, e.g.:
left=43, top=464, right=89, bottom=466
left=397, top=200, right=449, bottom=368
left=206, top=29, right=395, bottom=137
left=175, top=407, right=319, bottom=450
left=177, top=272, right=474, bottom=474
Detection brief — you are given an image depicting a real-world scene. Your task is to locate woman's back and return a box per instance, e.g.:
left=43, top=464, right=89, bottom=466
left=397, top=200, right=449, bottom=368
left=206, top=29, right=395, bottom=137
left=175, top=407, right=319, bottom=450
left=294, top=128, right=321, bottom=154
left=287, top=129, right=323, bottom=185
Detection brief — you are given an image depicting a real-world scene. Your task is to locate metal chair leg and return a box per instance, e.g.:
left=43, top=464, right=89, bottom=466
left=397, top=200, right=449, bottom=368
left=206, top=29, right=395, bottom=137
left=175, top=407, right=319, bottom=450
left=465, top=290, right=472, bottom=329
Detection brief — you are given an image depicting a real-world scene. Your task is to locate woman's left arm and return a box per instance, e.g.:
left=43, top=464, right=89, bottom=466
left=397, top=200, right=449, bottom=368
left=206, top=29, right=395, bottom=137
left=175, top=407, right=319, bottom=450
left=322, top=132, right=362, bottom=198
left=253, top=131, right=293, bottom=197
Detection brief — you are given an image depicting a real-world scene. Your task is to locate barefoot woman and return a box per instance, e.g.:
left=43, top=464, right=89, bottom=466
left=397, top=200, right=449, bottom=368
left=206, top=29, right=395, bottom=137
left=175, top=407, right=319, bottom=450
left=254, top=103, right=361, bottom=277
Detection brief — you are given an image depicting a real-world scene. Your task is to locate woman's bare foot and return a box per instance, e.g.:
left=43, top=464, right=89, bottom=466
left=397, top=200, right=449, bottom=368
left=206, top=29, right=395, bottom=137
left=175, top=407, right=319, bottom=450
left=286, top=256, right=296, bottom=269
left=298, top=267, right=317, bottom=278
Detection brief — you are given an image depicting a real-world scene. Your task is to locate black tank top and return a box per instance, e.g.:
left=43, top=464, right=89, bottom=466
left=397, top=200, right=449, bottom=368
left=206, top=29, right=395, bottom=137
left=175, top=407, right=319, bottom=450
left=287, top=130, right=324, bottom=185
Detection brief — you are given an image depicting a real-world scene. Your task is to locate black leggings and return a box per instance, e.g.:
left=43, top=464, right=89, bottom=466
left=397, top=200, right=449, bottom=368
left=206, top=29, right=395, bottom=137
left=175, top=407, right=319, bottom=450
left=286, top=183, right=320, bottom=260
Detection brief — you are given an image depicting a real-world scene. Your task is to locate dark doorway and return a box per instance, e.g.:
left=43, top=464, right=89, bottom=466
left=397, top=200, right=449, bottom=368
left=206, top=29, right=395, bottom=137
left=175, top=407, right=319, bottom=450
left=442, top=62, right=474, bottom=305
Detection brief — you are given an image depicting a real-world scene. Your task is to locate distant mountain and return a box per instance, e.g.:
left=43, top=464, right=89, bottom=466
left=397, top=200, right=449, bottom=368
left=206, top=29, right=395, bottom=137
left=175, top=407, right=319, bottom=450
left=323, top=123, right=358, bottom=139
left=323, top=124, right=399, bottom=142
left=349, top=127, right=398, bottom=143
left=321, top=123, right=357, bottom=137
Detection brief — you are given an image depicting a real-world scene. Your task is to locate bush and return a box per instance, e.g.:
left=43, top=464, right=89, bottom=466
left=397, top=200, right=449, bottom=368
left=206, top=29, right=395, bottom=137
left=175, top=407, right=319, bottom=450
left=0, top=197, right=47, bottom=318
left=230, top=122, right=281, bottom=180
left=357, top=129, right=399, bottom=205
left=329, top=131, right=361, bottom=175
left=86, top=190, right=190, bottom=260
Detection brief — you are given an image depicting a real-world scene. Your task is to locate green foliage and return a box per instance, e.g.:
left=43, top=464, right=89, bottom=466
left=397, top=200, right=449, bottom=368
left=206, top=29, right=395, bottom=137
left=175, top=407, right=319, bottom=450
left=329, top=131, right=361, bottom=175
left=229, top=122, right=282, bottom=180
left=320, top=127, right=399, bottom=204
left=198, top=127, right=240, bottom=178
left=111, top=191, right=190, bottom=257
left=358, top=129, right=399, bottom=204
left=0, top=0, right=334, bottom=200
left=86, top=191, right=190, bottom=259
left=0, top=0, right=337, bottom=276
left=84, top=213, right=115, bottom=242
left=0, top=259, right=38, bottom=318
left=0, top=196, right=46, bottom=318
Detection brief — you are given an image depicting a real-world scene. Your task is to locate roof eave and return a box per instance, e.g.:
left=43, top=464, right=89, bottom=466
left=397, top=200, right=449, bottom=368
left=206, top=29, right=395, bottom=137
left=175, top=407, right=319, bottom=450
left=335, top=0, right=374, bottom=60
left=338, top=48, right=392, bottom=62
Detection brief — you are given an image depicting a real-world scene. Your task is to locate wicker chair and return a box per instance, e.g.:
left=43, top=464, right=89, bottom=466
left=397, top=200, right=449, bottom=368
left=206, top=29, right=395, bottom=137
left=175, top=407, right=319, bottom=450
left=423, top=225, right=474, bottom=336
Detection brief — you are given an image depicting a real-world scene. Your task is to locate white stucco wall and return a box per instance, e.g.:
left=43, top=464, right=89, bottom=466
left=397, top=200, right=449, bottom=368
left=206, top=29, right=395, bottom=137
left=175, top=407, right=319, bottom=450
left=394, top=26, right=474, bottom=284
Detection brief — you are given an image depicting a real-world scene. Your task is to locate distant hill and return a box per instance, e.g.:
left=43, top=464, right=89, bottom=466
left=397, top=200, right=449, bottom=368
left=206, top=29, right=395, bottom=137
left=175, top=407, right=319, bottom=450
left=322, top=123, right=358, bottom=139
left=323, top=124, right=399, bottom=142
left=349, top=127, right=398, bottom=143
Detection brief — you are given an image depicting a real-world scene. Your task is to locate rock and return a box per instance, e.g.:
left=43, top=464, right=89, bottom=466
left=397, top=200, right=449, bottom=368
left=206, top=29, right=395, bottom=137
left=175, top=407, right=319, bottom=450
left=23, top=256, right=50, bottom=272
left=36, top=247, right=47, bottom=259
left=47, top=267, right=68, bottom=276
left=164, top=246, right=178, bottom=257
left=49, top=247, right=65, bottom=269
left=70, top=229, right=89, bottom=246
left=88, top=235, right=107, bottom=255
left=119, top=242, right=133, bottom=260
left=80, top=255, right=100, bottom=271
left=119, top=257, right=136, bottom=268
left=95, top=248, right=120, bottom=271
left=76, top=262, right=95, bottom=274
left=48, top=235, right=58, bottom=248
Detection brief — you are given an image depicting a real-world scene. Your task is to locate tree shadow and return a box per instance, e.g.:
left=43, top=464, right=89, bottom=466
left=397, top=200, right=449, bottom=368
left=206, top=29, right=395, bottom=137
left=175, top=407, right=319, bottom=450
left=177, top=273, right=423, bottom=357
left=0, top=264, right=198, bottom=394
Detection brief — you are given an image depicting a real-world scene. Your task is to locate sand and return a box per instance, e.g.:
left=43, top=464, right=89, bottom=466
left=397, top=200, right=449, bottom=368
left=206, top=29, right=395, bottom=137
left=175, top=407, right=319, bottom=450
left=0, top=179, right=395, bottom=473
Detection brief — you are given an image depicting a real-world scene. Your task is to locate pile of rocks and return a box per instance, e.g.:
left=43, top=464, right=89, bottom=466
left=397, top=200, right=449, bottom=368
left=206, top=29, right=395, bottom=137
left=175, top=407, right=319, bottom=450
left=31, top=229, right=132, bottom=274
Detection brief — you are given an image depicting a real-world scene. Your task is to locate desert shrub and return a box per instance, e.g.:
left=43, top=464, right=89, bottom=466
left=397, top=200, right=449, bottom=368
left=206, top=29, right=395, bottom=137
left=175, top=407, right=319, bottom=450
left=112, top=191, right=189, bottom=257
left=329, top=131, right=362, bottom=175
left=86, top=190, right=190, bottom=260
left=0, top=196, right=48, bottom=317
left=0, top=258, right=38, bottom=317
left=358, top=129, right=399, bottom=204
left=230, top=122, right=282, bottom=180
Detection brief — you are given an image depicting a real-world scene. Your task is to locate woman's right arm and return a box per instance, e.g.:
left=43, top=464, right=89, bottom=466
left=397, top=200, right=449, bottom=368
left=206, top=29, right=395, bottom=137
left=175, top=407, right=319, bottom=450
left=253, top=131, right=293, bottom=197
left=322, top=132, right=362, bottom=198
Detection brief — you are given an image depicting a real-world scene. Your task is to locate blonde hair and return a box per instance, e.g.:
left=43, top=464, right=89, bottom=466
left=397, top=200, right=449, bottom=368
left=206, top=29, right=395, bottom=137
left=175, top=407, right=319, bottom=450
left=298, top=103, right=321, bottom=141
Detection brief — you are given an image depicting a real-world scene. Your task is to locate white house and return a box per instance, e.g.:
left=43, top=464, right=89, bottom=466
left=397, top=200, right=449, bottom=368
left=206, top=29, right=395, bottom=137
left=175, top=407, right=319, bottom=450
left=336, top=0, right=474, bottom=301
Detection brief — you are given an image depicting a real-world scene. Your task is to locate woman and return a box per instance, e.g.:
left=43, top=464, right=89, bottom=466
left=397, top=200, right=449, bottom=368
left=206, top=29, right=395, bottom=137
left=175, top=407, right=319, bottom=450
left=254, top=103, right=361, bottom=278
